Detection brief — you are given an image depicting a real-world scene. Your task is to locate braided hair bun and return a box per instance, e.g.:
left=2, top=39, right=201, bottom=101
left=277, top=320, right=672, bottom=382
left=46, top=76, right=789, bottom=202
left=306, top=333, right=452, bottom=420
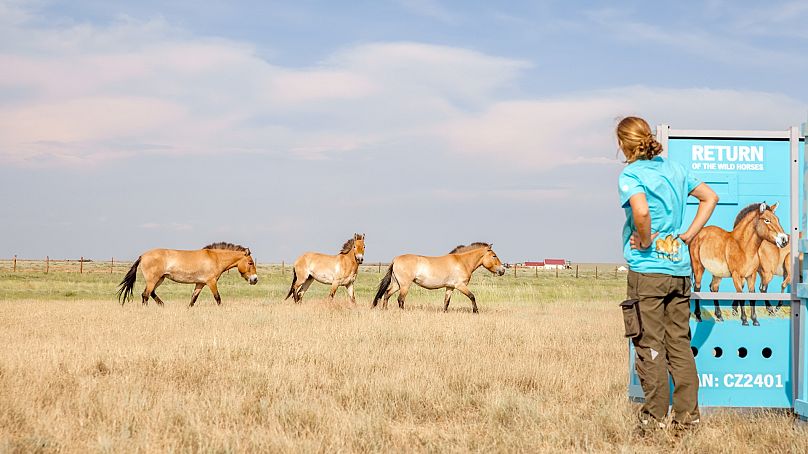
left=616, top=117, right=662, bottom=163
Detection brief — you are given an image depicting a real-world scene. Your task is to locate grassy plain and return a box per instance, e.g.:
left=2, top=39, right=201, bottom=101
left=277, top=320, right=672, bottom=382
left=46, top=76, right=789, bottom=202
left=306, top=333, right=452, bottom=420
left=1, top=265, right=806, bottom=453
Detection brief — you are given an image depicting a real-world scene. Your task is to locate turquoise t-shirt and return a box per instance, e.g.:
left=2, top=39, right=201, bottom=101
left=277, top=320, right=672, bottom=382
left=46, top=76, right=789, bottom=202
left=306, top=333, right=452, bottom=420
left=618, top=156, right=700, bottom=276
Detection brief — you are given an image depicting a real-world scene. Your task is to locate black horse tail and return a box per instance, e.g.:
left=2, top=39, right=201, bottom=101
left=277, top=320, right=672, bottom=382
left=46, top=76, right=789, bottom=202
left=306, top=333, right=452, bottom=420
left=373, top=263, right=394, bottom=307
left=285, top=268, right=297, bottom=301
left=116, top=256, right=141, bottom=305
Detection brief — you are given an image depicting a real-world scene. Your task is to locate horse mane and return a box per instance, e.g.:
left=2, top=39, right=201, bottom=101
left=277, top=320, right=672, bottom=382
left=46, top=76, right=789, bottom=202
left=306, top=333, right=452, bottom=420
left=733, top=203, right=769, bottom=227
left=449, top=242, right=490, bottom=254
left=339, top=238, right=355, bottom=254
left=203, top=242, right=249, bottom=252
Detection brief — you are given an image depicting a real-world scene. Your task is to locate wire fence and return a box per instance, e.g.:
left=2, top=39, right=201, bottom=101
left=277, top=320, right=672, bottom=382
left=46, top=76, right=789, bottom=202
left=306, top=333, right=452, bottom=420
left=0, top=257, right=626, bottom=279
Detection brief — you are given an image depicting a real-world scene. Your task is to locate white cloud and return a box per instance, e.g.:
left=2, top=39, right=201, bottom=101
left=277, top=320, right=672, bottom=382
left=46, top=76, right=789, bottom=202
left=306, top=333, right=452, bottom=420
left=437, top=86, right=806, bottom=169
left=0, top=10, right=803, bottom=171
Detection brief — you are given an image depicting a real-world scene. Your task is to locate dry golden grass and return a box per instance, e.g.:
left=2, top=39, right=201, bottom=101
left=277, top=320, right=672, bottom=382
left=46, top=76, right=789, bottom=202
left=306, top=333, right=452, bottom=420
left=2, top=280, right=808, bottom=452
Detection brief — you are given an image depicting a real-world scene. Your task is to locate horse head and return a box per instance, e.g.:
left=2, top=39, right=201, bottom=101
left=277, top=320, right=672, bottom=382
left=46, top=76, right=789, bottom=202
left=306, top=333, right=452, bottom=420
left=482, top=245, right=506, bottom=276
left=236, top=249, right=259, bottom=284
left=353, top=233, right=365, bottom=264
left=756, top=202, right=789, bottom=249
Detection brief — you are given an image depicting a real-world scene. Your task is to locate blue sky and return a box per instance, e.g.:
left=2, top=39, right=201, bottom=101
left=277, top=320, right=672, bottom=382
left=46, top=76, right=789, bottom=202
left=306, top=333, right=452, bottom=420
left=1, top=0, right=806, bottom=263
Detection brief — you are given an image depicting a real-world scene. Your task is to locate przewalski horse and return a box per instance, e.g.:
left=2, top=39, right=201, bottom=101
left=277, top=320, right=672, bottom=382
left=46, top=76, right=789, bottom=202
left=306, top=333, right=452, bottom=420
left=285, top=233, right=365, bottom=304
left=117, top=242, right=258, bottom=307
left=372, top=242, right=505, bottom=313
left=758, top=238, right=792, bottom=314
left=690, top=202, right=789, bottom=326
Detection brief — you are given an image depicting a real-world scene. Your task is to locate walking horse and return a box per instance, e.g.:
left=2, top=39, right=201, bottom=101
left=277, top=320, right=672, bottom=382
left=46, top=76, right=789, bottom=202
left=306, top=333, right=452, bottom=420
left=690, top=202, right=789, bottom=325
left=372, top=242, right=505, bottom=313
left=285, top=234, right=365, bottom=304
left=117, top=242, right=258, bottom=306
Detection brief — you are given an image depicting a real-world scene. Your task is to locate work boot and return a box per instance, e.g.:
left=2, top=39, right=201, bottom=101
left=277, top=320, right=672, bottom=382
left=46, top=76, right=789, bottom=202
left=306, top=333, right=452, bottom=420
left=635, top=411, right=666, bottom=437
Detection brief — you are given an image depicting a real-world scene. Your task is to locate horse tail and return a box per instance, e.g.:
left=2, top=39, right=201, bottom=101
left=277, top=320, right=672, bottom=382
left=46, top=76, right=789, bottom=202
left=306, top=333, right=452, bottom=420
left=373, top=263, right=394, bottom=307
left=285, top=268, right=297, bottom=300
left=116, top=256, right=141, bottom=305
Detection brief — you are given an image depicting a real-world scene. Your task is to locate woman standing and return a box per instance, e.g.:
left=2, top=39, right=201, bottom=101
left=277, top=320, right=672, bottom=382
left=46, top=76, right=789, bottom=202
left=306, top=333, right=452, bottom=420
left=616, top=117, right=718, bottom=432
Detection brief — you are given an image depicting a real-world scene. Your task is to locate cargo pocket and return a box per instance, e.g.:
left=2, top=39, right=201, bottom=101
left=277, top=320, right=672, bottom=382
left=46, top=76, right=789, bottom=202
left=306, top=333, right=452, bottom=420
left=620, top=298, right=642, bottom=338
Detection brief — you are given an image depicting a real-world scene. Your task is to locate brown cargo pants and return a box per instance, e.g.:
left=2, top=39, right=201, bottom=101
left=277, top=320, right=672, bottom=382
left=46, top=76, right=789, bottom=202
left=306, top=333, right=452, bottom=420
left=628, top=270, right=700, bottom=424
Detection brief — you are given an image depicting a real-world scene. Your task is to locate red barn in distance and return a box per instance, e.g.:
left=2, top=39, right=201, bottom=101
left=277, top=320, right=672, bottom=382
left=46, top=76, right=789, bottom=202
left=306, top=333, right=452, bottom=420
left=521, top=259, right=569, bottom=269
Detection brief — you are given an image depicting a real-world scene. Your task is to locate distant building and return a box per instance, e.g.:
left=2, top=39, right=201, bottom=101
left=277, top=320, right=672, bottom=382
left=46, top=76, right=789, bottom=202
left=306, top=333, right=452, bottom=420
left=617, top=265, right=628, bottom=272
left=543, top=259, right=567, bottom=270
left=524, top=261, right=545, bottom=267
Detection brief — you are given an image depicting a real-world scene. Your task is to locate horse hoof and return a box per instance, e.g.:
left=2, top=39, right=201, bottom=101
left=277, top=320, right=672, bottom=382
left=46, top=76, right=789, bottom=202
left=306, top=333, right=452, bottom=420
left=753, top=320, right=760, bottom=327
left=767, top=308, right=775, bottom=316
left=742, top=320, right=749, bottom=326
left=732, top=309, right=739, bottom=316
left=715, top=314, right=723, bottom=322
left=694, top=314, right=702, bottom=322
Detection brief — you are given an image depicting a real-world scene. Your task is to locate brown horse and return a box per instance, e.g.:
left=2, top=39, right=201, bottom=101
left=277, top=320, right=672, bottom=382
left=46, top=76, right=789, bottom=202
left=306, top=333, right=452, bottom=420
left=757, top=240, right=791, bottom=314
left=285, top=233, right=365, bottom=304
left=117, top=242, right=258, bottom=307
left=372, top=242, right=505, bottom=313
left=690, top=202, right=789, bottom=325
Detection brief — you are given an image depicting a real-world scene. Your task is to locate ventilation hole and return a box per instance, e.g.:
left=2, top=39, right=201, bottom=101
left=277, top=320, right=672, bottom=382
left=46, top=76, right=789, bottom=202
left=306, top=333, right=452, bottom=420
left=762, top=347, right=772, bottom=359
left=713, top=347, right=723, bottom=358
left=738, top=347, right=748, bottom=358
left=691, top=346, right=698, bottom=357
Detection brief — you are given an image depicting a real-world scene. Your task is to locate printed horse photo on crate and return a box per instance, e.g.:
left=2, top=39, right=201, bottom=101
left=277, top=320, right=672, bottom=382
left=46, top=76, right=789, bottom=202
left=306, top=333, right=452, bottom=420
left=285, top=234, right=365, bottom=304
left=655, top=234, right=682, bottom=261
left=690, top=202, right=789, bottom=326
left=372, top=242, right=506, bottom=313
left=116, top=242, right=258, bottom=307
left=758, top=239, right=792, bottom=314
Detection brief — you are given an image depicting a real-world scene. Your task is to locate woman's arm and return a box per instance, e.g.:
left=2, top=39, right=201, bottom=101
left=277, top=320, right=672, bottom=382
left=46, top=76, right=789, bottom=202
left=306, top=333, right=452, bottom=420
left=678, top=183, right=719, bottom=244
left=628, top=193, right=657, bottom=250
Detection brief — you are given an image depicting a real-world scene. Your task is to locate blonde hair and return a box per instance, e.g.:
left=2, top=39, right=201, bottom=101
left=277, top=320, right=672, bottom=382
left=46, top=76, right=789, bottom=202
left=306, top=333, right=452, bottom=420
left=616, top=116, right=663, bottom=163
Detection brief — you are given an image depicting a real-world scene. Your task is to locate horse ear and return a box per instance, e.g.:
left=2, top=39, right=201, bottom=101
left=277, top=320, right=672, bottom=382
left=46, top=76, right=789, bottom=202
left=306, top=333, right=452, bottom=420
left=771, top=202, right=779, bottom=212
left=760, top=202, right=767, bottom=213
left=245, top=248, right=251, bottom=256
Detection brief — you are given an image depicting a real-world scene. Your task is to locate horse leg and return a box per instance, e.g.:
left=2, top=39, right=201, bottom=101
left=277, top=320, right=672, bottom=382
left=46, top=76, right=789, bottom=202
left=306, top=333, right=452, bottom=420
left=189, top=283, right=205, bottom=307
left=346, top=282, right=356, bottom=305
left=328, top=282, right=339, bottom=300
left=746, top=275, right=759, bottom=326
left=149, top=276, right=166, bottom=306
left=709, top=276, right=723, bottom=322
left=296, top=277, right=314, bottom=303
left=692, top=258, right=705, bottom=322
left=732, top=274, right=748, bottom=326
left=443, top=288, right=453, bottom=312
left=382, top=278, right=400, bottom=309
left=456, top=283, right=478, bottom=314
left=141, top=280, right=156, bottom=306
left=397, top=283, right=411, bottom=309
left=208, top=280, right=222, bottom=306
left=760, top=271, right=774, bottom=315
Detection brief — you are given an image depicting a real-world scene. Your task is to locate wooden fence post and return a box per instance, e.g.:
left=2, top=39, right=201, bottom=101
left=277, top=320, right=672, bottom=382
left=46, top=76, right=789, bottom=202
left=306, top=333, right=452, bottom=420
left=595, top=266, right=598, bottom=279
left=575, top=264, right=579, bottom=278
left=378, top=262, right=382, bottom=273
left=555, top=266, right=559, bottom=278
left=111, top=257, right=114, bottom=274
left=614, top=267, right=618, bottom=279
left=282, top=261, right=285, bottom=276
left=535, top=266, right=538, bottom=277
left=80, top=257, right=83, bottom=274
left=46, top=256, right=49, bottom=274
left=513, top=264, right=517, bottom=277
left=13, top=255, right=16, bottom=272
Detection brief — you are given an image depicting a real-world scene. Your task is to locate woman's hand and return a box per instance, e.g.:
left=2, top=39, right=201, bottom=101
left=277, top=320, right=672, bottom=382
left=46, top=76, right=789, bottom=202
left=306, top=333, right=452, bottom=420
left=630, top=231, right=659, bottom=250
left=678, top=231, right=694, bottom=245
